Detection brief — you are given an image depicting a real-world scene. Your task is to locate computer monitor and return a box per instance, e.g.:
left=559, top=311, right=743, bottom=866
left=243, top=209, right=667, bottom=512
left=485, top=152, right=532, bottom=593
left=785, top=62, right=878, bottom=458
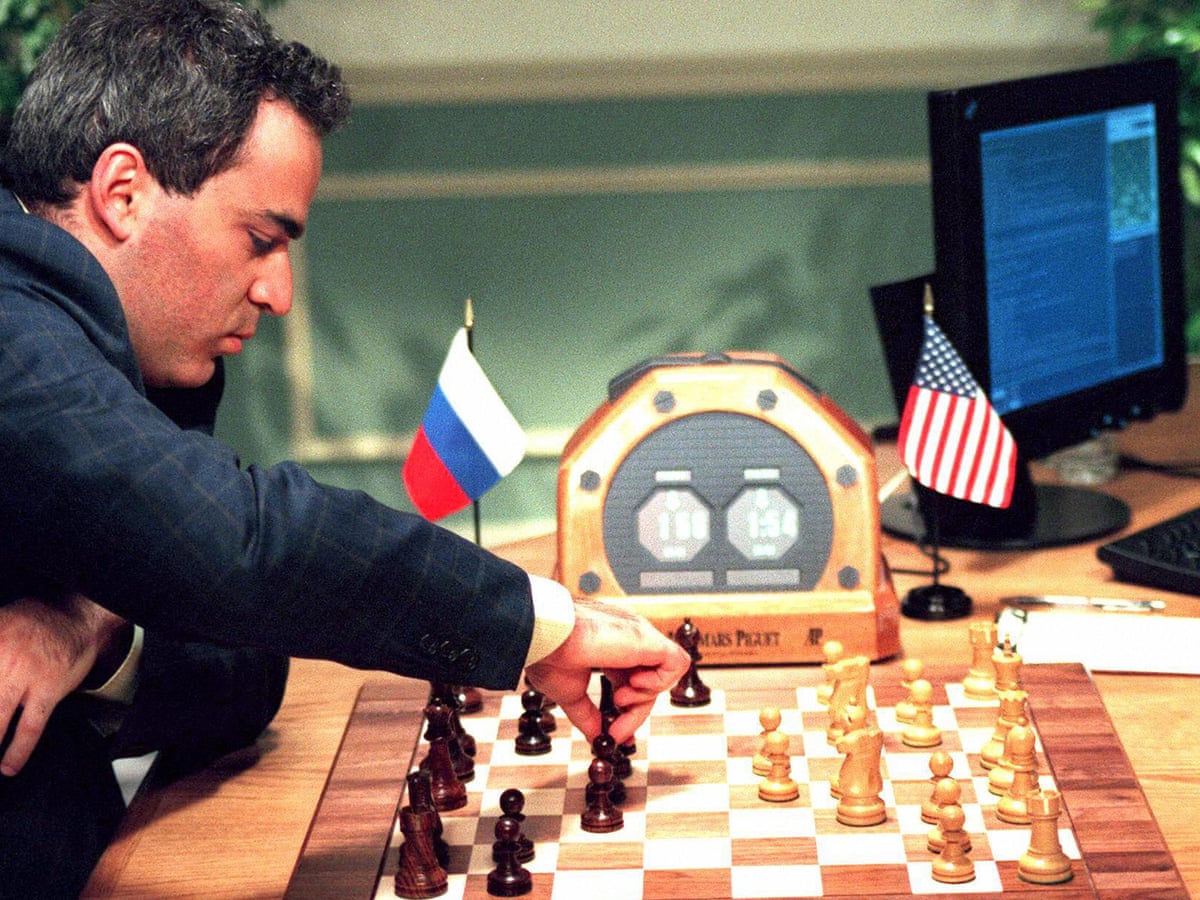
left=874, top=57, right=1188, bottom=549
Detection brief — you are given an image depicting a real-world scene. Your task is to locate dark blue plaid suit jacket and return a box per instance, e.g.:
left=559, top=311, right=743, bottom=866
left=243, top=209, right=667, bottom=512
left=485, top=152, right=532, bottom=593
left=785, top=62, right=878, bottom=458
left=0, top=186, right=535, bottom=896
left=0, top=188, right=534, bottom=689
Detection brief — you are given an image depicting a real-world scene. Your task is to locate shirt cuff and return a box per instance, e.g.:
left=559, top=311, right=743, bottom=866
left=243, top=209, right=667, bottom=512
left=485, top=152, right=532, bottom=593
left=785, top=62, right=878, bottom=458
left=81, top=624, right=143, bottom=704
left=523, top=574, right=575, bottom=667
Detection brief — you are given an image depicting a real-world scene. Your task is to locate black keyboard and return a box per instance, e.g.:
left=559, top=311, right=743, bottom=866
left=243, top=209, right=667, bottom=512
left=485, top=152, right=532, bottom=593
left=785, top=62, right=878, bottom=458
left=1098, top=504, right=1200, bottom=596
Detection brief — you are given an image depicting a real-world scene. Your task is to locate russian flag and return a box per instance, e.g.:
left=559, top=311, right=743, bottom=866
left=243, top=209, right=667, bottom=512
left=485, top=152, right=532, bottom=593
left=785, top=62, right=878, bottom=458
left=403, top=328, right=527, bottom=520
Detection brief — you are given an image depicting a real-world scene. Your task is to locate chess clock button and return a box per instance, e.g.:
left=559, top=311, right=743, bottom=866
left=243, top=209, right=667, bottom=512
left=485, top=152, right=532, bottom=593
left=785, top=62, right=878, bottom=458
left=556, top=351, right=900, bottom=665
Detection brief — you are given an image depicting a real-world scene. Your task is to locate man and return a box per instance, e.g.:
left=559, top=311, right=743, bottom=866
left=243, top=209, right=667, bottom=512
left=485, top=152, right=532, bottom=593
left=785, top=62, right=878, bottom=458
left=0, top=1, right=689, bottom=894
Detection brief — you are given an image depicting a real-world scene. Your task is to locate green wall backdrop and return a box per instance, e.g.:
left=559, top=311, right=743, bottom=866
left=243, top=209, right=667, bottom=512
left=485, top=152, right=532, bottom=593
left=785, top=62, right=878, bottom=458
left=215, top=88, right=935, bottom=541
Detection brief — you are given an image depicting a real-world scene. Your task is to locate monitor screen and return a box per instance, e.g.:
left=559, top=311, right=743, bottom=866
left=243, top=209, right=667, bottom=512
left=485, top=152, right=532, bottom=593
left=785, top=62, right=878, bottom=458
left=929, top=57, right=1185, bottom=460
left=981, top=101, right=1166, bottom=423
left=875, top=58, right=1187, bottom=549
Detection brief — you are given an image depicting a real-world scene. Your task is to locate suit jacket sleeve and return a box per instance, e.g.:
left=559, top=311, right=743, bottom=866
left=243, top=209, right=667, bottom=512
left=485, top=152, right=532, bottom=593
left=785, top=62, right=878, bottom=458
left=0, top=211, right=534, bottom=691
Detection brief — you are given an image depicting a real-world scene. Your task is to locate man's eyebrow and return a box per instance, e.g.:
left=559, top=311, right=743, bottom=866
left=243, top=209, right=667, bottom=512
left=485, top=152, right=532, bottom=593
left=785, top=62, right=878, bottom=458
left=262, top=210, right=304, bottom=240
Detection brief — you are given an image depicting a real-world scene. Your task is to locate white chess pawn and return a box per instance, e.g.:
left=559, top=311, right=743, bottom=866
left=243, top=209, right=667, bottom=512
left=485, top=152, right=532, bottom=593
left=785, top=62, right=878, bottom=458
left=931, top=804, right=975, bottom=884
left=997, top=725, right=1039, bottom=824
left=758, top=730, right=799, bottom=803
left=926, top=777, right=971, bottom=853
left=901, top=679, right=942, bottom=748
left=981, top=689, right=1027, bottom=770
left=988, top=714, right=1029, bottom=797
left=752, top=706, right=782, bottom=777
left=895, top=657, right=924, bottom=724
left=921, top=751, right=955, bottom=825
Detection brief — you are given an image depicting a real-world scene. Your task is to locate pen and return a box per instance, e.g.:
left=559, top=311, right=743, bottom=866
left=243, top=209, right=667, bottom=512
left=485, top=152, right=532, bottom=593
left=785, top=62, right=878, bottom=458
left=1000, top=594, right=1165, bottom=612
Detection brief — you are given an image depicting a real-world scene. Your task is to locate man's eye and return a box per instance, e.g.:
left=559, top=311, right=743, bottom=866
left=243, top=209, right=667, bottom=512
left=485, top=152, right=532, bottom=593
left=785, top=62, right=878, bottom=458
left=250, top=233, right=275, bottom=254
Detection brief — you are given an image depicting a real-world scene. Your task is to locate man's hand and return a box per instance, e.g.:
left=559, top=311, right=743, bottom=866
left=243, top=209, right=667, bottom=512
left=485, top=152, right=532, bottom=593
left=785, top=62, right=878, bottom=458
left=524, top=598, right=690, bottom=746
left=0, top=594, right=130, bottom=776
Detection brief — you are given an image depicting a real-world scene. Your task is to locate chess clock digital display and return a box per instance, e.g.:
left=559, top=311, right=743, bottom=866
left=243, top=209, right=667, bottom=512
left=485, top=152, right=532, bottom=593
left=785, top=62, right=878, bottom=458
left=556, top=352, right=900, bottom=665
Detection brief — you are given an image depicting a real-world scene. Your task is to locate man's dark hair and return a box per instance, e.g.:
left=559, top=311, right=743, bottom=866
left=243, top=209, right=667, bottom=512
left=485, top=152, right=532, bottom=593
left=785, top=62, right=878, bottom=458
left=1, top=0, right=350, bottom=207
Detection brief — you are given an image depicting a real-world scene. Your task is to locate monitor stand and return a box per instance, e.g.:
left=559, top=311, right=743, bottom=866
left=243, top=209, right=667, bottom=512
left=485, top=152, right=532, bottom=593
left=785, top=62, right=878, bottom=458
left=879, top=462, right=1130, bottom=551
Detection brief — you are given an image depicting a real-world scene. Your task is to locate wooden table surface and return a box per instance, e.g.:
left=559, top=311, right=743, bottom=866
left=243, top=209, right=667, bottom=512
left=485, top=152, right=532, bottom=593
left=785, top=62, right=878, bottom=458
left=82, top=412, right=1200, bottom=898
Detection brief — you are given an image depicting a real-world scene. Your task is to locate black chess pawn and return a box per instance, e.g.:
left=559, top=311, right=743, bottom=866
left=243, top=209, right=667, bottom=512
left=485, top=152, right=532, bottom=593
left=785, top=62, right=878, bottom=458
left=394, top=803, right=448, bottom=899
left=406, top=770, right=450, bottom=867
left=669, top=617, right=712, bottom=707
left=581, top=758, right=624, bottom=833
left=514, top=687, right=552, bottom=756
left=493, top=788, right=535, bottom=864
left=524, top=675, right=556, bottom=733
left=421, top=701, right=467, bottom=811
left=486, top=815, right=532, bottom=897
left=590, top=733, right=626, bottom=804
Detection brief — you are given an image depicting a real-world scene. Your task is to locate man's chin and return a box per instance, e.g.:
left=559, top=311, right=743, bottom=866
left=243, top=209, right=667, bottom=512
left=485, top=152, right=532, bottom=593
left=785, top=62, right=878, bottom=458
left=144, top=361, right=219, bottom=391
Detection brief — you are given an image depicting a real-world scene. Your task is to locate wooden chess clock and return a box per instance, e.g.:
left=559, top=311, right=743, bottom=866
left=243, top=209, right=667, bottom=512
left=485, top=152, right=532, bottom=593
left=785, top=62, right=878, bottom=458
left=555, top=351, right=900, bottom=665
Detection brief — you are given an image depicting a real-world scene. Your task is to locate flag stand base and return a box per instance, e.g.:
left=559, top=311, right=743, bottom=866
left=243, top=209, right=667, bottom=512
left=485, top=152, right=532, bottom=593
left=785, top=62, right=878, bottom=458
left=880, top=484, right=1129, bottom=551
left=901, top=583, right=972, bottom=621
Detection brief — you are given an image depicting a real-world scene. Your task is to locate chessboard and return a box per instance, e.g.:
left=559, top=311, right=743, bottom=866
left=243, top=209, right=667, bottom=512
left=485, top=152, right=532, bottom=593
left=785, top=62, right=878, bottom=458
left=284, top=663, right=1185, bottom=899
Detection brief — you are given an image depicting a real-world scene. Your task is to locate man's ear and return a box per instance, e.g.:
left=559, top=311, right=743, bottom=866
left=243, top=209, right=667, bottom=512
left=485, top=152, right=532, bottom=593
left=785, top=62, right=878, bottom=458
left=87, top=143, right=152, bottom=242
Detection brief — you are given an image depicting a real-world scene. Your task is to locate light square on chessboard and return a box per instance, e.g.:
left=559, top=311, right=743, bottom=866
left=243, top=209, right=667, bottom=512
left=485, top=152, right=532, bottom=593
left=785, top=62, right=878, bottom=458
left=645, top=781, right=732, bottom=813
left=799, top=724, right=843, bottom=759
left=986, top=824, right=1080, bottom=861
left=644, top=835, right=732, bottom=869
left=464, top=835, right=561, bottom=876
left=644, top=731, right=729, bottom=762
left=544, top=867, right=643, bottom=900
left=646, top=758, right=726, bottom=787
left=816, top=831, right=907, bottom=865
left=729, top=805, right=817, bottom=839
left=907, top=859, right=1004, bottom=894
left=731, top=862, right=823, bottom=898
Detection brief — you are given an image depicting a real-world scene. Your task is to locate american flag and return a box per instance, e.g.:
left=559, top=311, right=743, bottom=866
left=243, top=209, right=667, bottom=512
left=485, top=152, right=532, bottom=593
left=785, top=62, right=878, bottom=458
left=898, top=315, right=1016, bottom=508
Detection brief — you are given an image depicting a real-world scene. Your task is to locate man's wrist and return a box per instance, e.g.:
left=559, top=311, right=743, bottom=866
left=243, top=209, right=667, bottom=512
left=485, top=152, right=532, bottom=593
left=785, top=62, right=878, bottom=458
left=81, top=623, right=142, bottom=702
left=524, top=574, right=575, bottom=667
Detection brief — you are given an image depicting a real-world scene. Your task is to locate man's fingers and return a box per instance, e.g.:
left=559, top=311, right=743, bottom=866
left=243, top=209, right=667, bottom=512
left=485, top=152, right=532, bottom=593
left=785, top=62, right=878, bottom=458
left=606, top=702, right=655, bottom=746
left=0, top=702, right=48, bottom=777
left=551, top=693, right=602, bottom=742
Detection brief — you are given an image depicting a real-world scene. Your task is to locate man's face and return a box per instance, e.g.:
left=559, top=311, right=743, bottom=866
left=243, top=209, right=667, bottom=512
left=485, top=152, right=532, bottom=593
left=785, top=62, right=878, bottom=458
left=119, top=99, right=323, bottom=389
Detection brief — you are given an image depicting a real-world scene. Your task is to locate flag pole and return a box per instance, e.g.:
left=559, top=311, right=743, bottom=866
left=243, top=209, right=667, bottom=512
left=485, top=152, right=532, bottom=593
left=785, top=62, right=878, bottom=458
left=922, top=284, right=945, bottom=590
left=901, top=283, right=972, bottom=621
left=463, top=297, right=483, bottom=548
